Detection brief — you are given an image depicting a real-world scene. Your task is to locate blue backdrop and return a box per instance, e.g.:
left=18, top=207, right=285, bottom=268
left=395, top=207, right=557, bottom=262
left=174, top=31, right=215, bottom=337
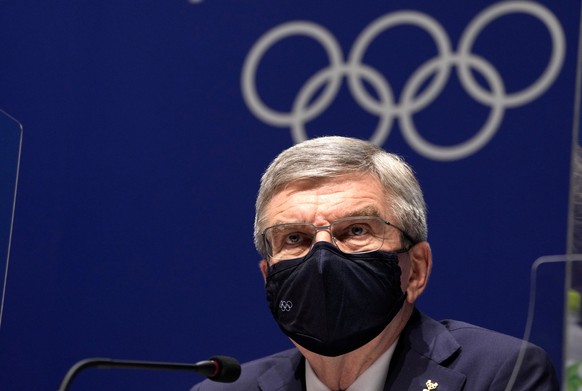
left=0, top=1, right=577, bottom=389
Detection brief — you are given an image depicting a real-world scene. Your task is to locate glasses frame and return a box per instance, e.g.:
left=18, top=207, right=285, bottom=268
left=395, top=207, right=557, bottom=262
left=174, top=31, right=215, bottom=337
left=262, top=215, right=416, bottom=260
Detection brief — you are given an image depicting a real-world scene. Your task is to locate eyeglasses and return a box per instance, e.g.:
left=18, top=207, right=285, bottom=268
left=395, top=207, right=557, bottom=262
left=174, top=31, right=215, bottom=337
left=262, top=216, right=414, bottom=260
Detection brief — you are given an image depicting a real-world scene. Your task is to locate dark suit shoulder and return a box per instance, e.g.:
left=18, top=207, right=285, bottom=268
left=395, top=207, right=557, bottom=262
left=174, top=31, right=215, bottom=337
left=440, top=318, right=542, bottom=361
left=437, top=317, right=558, bottom=390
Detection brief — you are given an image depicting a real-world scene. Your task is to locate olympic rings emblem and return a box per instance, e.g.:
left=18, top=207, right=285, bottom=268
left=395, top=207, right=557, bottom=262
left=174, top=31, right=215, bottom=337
left=279, top=300, right=293, bottom=312
left=241, top=1, right=565, bottom=161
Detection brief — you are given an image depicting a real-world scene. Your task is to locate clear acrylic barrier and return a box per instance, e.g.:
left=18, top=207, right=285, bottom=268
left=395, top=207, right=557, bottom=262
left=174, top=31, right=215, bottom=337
left=505, top=254, right=582, bottom=391
left=563, top=255, right=582, bottom=391
left=0, top=110, right=22, bottom=332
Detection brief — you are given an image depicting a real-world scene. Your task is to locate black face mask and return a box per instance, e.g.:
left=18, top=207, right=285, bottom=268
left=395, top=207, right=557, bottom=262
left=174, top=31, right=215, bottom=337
left=265, top=241, right=407, bottom=357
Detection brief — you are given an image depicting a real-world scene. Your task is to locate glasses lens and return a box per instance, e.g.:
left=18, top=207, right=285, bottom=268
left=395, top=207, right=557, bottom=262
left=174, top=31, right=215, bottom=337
left=264, top=217, right=401, bottom=260
left=265, top=223, right=315, bottom=260
left=331, top=217, right=386, bottom=254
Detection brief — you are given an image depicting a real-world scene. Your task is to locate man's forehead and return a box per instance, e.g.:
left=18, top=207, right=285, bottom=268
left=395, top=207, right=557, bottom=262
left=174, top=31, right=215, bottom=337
left=275, top=172, right=382, bottom=193
left=265, top=174, right=393, bottom=223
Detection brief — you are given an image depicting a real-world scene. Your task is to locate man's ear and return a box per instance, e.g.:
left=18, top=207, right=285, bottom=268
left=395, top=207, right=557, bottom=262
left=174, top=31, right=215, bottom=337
left=405, top=241, right=432, bottom=303
left=259, top=259, right=268, bottom=282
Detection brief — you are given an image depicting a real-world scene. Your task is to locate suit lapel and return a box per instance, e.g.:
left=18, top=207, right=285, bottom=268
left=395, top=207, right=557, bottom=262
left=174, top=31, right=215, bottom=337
left=384, top=310, right=467, bottom=391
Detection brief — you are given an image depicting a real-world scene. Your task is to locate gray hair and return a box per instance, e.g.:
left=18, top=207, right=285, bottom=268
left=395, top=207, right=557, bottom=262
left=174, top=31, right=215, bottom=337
left=254, top=136, right=427, bottom=258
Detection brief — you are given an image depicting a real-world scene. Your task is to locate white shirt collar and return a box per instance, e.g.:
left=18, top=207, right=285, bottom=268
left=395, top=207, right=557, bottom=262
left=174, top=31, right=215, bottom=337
left=304, top=339, right=399, bottom=391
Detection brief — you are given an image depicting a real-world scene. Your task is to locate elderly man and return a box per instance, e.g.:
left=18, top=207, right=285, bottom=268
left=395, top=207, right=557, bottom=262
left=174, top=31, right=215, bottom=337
left=192, top=136, right=558, bottom=391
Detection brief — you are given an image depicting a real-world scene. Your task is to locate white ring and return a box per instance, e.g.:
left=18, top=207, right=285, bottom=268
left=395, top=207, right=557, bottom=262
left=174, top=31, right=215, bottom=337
left=400, top=54, right=505, bottom=160
left=457, top=1, right=565, bottom=108
left=290, top=64, right=396, bottom=144
left=241, top=22, right=343, bottom=126
left=349, top=11, right=453, bottom=115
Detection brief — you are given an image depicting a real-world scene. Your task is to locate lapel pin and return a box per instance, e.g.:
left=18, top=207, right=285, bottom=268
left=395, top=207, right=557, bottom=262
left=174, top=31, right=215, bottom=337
left=423, top=379, right=438, bottom=391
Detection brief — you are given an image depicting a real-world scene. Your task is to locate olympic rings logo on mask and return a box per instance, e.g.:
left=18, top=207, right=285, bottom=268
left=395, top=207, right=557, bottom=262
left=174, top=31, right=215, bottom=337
left=241, top=1, right=565, bottom=161
left=279, top=300, right=293, bottom=312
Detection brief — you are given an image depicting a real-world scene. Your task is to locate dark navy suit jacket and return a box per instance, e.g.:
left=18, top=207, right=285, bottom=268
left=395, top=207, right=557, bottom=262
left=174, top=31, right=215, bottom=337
left=191, top=310, right=559, bottom=390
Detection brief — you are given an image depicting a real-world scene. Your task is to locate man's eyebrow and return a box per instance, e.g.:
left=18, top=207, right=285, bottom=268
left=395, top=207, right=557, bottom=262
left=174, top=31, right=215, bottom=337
left=266, top=206, right=385, bottom=227
left=343, top=206, right=383, bottom=218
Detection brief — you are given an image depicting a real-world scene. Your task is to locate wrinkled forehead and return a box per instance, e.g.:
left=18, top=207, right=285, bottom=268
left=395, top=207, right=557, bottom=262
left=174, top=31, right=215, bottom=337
left=263, top=173, right=394, bottom=225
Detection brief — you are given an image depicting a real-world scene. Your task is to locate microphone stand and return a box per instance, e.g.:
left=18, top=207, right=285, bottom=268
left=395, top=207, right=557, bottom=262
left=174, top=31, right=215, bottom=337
left=58, top=357, right=232, bottom=391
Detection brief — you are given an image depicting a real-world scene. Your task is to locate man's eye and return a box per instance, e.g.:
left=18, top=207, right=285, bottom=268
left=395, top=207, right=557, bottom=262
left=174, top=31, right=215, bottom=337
left=285, top=233, right=307, bottom=244
left=348, top=224, right=369, bottom=236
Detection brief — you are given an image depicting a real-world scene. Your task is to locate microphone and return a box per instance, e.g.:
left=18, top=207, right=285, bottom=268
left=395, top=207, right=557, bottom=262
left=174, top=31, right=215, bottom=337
left=57, top=355, right=241, bottom=391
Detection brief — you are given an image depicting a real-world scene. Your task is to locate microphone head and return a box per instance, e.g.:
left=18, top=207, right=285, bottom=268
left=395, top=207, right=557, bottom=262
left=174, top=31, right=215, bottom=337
left=208, top=356, right=241, bottom=383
